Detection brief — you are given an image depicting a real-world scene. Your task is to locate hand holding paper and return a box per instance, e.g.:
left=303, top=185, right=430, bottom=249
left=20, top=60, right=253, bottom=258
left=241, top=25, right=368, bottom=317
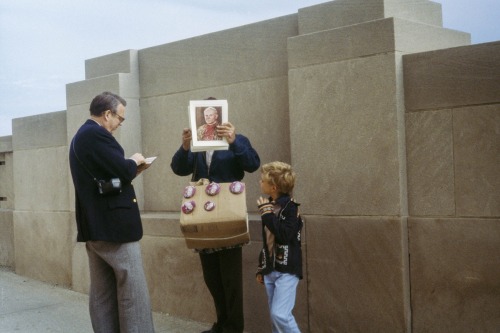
left=137, top=156, right=157, bottom=173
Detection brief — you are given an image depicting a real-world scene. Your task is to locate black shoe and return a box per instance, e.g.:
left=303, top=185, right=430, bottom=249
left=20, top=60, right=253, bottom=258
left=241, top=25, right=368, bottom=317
left=201, top=323, right=217, bottom=333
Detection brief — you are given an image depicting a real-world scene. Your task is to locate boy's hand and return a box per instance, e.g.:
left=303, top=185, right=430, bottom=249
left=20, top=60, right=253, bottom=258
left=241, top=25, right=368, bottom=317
left=256, top=274, right=264, bottom=284
left=257, top=196, right=269, bottom=206
left=257, top=197, right=273, bottom=215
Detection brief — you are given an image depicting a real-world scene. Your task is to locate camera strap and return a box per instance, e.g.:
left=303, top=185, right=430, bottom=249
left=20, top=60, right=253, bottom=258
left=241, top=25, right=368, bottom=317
left=71, top=138, right=100, bottom=185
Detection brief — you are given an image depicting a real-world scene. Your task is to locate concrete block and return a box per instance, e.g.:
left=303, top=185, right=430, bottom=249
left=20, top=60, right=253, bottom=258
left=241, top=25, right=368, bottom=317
left=453, top=105, right=500, bottom=217
left=297, top=0, right=442, bottom=35
left=12, top=111, right=67, bottom=151
left=406, top=110, right=455, bottom=216
left=393, top=17, right=470, bottom=53
left=0, top=152, right=14, bottom=210
left=288, top=18, right=396, bottom=69
left=14, top=211, right=73, bottom=286
left=306, top=216, right=409, bottom=332
left=138, top=15, right=297, bottom=97
left=141, top=212, right=184, bottom=237
left=139, top=78, right=289, bottom=212
left=298, top=0, right=385, bottom=35
left=0, top=209, right=14, bottom=267
left=66, top=104, right=90, bottom=148
left=409, top=217, right=500, bottom=332
left=66, top=73, right=139, bottom=107
left=140, top=235, right=214, bottom=321
left=385, top=0, right=443, bottom=27
left=0, top=135, right=12, bottom=152
left=289, top=54, right=402, bottom=216
left=13, top=146, right=69, bottom=212
left=288, top=17, right=469, bottom=69
left=403, top=42, right=500, bottom=111
left=85, top=49, right=138, bottom=79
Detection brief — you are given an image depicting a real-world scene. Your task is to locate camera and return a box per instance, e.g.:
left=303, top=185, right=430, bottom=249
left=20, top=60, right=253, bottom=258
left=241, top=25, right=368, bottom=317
left=97, top=178, right=122, bottom=196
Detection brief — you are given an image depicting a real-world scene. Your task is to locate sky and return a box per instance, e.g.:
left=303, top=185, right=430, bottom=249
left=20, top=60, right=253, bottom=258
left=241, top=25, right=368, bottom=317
left=1, top=0, right=499, bottom=137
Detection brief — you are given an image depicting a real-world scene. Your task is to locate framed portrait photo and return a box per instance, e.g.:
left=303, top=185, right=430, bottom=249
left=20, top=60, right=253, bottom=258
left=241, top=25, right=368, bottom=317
left=189, top=99, right=229, bottom=152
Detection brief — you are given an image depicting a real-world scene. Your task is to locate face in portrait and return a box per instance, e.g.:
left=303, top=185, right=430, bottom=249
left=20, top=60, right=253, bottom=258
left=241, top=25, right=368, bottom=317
left=197, top=106, right=222, bottom=141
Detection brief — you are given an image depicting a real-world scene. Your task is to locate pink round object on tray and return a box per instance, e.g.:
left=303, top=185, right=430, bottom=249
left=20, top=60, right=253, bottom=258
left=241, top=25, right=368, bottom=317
left=181, top=200, right=196, bottom=214
left=205, top=182, right=221, bottom=196
left=204, top=201, right=216, bottom=211
left=229, top=181, right=245, bottom=194
left=183, top=185, right=196, bottom=198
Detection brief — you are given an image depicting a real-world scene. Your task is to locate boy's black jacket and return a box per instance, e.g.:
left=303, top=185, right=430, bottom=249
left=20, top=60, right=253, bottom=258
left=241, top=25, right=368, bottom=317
left=257, top=195, right=303, bottom=279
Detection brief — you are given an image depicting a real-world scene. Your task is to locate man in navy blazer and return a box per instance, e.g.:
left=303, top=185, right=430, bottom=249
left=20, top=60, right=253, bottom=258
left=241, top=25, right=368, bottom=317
left=69, top=91, right=154, bottom=332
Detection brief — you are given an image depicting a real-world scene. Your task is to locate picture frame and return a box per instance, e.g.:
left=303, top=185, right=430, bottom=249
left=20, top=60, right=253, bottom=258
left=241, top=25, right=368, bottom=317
left=189, top=99, right=229, bottom=152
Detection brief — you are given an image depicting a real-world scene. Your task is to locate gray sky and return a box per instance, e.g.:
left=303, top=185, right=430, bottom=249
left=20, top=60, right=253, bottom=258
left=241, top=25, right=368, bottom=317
left=1, top=0, right=499, bottom=137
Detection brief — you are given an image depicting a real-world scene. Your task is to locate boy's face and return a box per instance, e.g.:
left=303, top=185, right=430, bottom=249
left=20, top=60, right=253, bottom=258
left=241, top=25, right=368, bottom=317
left=259, top=174, right=275, bottom=196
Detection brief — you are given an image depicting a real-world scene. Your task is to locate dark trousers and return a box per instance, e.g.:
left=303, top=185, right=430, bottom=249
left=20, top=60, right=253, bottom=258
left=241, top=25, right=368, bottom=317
left=199, top=247, right=244, bottom=333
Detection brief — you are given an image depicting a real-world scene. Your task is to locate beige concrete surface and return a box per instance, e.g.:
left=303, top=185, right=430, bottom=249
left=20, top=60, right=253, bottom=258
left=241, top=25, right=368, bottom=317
left=12, top=111, right=67, bottom=151
left=289, top=17, right=469, bottom=70
left=0, top=136, right=13, bottom=153
left=0, top=151, right=13, bottom=210
left=406, top=110, right=455, bottom=216
left=13, top=211, right=73, bottom=286
left=0, top=266, right=209, bottom=333
left=138, top=15, right=296, bottom=97
left=289, top=54, right=402, bottom=216
left=85, top=49, right=139, bottom=80
left=0, top=211, right=13, bottom=267
left=306, top=216, right=410, bottom=333
left=297, top=0, right=443, bottom=35
left=409, top=218, right=500, bottom=333
left=453, top=105, right=500, bottom=217
left=403, top=41, right=500, bottom=111
left=13, top=147, right=70, bottom=211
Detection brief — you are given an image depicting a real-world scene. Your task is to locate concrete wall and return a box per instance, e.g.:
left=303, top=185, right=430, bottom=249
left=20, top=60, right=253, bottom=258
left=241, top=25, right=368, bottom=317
left=1, top=0, right=499, bottom=332
left=0, top=136, right=14, bottom=267
left=288, top=1, right=474, bottom=332
left=404, top=41, right=500, bottom=333
left=9, top=111, right=74, bottom=285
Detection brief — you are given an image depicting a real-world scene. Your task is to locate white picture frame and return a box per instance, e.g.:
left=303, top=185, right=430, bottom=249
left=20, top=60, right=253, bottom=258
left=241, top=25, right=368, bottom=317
left=189, top=99, right=229, bottom=152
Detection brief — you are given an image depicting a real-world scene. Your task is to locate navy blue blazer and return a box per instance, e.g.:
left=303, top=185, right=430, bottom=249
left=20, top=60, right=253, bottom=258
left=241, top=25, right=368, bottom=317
left=69, top=120, right=142, bottom=242
left=170, top=134, right=260, bottom=183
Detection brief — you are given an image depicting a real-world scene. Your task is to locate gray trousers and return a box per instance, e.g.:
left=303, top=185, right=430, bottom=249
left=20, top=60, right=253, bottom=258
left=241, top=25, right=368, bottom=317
left=86, top=241, right=154, bottom=333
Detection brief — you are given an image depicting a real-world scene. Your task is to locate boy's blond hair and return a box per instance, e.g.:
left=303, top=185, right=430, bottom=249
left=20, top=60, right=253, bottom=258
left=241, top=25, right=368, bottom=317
left=261, top=161, right=296, bottom=195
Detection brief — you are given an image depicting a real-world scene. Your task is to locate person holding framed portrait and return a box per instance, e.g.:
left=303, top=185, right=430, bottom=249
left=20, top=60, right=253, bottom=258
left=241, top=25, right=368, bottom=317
left=171, top=97, right=261, bottom=333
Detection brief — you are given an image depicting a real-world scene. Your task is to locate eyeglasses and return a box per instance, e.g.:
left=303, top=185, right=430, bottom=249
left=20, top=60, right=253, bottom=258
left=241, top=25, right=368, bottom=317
left=113, top=112, right=125, bottom=123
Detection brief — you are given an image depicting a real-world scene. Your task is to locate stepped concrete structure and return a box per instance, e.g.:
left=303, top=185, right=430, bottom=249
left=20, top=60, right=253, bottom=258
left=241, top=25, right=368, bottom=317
left=0, top=0, right=499, bottom=332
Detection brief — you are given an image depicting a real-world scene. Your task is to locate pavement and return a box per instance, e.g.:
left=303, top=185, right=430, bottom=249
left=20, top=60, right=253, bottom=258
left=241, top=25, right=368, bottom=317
left=0, top=266, right=208, bottom=333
